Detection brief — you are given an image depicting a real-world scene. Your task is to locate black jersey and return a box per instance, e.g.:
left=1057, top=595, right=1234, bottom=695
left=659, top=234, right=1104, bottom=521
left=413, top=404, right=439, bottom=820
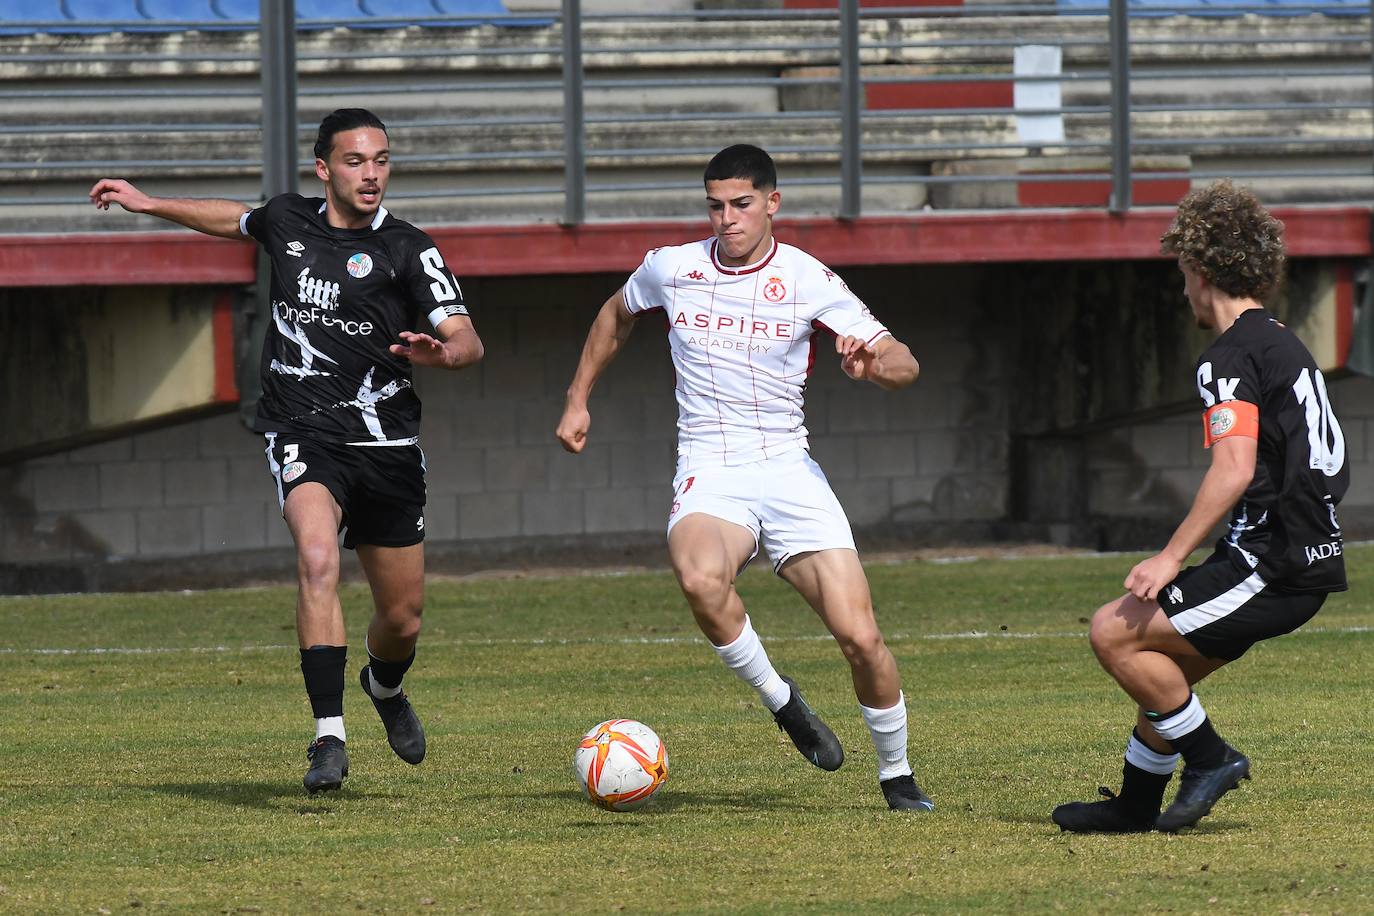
left=242, top=194, right=468, bottom=445
left=1195, top=308, right=1348, bottom=591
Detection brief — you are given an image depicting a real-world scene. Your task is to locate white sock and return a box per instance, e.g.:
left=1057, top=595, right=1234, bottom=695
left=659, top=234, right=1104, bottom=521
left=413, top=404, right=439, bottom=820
left=712, top=615, right=791, bottom=712
left=860, top=693, right=912, bottom=781
left=315, top=716, right=346, bottom=742
left=368, top=668, right=402, bottom=700
left=1148, top=693, right=1206, bottom=743
left=1125, top=733, right=1180, bottom=775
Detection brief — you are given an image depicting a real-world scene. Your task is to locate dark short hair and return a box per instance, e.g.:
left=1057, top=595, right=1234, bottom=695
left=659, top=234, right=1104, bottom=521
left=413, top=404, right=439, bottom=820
left=1160, top=179, right=1286, bottom=301
left=313, top=108, right=388, bottom=162
left=704, top=144, right=776, bottom=190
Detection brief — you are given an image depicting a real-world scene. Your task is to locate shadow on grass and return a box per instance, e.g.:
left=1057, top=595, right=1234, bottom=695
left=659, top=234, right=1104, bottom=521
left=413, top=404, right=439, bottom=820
left=479, top=785, right=816, bottom=814
left=650, top=789, right=819, bottom=813
left=141, top=780, right=366, bottom=810
left=1010, top=811, right=1251, bottom=834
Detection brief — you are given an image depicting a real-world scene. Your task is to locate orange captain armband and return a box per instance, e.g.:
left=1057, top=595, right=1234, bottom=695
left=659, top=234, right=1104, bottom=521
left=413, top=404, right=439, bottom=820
left=1202, top=400, right=1259, bottom=448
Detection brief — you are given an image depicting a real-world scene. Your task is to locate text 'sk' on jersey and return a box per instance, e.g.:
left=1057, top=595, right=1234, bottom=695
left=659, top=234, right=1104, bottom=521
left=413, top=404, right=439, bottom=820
left=622, top=238, right=889, bottom=474
left=243, top=194, right=468, bottom=444
left=1196, top=308, right=1348, bottom=591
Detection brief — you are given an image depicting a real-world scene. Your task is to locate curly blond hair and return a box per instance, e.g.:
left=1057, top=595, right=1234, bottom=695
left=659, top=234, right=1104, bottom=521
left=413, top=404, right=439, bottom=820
left=1160, top=179, right=1286, bottom=301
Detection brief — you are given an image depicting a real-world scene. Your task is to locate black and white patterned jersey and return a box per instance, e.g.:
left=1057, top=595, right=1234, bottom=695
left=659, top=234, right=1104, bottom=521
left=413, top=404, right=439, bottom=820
left=241, top=193, right=468, bottom=445
left=1195, top=308, right=1348, bottom=591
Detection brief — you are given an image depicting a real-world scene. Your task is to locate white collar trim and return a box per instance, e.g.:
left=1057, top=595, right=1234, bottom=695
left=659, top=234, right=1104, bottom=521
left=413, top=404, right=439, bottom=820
left=317, top=202, right=387, bottom=230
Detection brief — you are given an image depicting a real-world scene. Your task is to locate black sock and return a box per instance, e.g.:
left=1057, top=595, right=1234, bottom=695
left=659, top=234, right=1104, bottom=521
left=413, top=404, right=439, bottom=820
left=1148, top=695, right=1228, bottom=770
left=1119, top=762, right=1171, bottom=817
left=368, top=647, right=415, bottom=691
left=1118, top=730, right=1174, bottom=816
left=300, top=645, right=347, bottom=720
left=1169, top=717, right=1227, bottom=770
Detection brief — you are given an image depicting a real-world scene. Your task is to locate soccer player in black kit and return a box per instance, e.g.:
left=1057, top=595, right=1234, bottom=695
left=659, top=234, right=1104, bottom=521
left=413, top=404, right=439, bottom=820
left=90, top=109, right=484, bottom=793
left=1053, top=179, right=1349, bottom=833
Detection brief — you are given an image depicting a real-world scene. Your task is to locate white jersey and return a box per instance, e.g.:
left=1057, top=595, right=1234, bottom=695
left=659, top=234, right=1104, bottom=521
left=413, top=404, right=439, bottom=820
left=622, top=237, right=890, bottom=474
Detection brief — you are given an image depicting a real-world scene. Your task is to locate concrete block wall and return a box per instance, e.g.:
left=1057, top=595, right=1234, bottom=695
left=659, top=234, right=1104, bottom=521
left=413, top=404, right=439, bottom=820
left=7, top=261, right=1374, bottom=587
left=1, top=412, right=287, bottom=565
left=0, top=264, right=1006, bottom=575
left=1084, top=372, right=1374, bottom=531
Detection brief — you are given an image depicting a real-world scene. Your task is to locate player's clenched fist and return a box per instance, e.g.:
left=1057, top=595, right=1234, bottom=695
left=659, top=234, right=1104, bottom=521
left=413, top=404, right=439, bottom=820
left=556, top=404, right=591, bottom=454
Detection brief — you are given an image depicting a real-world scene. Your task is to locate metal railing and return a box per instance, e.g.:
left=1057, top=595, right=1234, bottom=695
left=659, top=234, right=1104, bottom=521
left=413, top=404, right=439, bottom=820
left=0, top=0, right=1369, bottom=229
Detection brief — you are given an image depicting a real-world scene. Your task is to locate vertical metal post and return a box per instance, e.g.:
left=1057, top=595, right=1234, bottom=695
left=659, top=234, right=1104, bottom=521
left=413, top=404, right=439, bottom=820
left=259, top=0, right=298, bottom=198
left=1107, top=0, right=1131, bottom=214
left=242, top=0, right=297, bottom=427
left=839, top=0, right=861, bottom=220
left=562, top=0, right=586, bottom=226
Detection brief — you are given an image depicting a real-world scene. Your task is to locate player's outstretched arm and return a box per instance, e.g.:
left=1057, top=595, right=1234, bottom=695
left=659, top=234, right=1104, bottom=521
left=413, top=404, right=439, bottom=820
left=838, top=334, right=919, bottom=390
left=390, top=315, right=484, bottom=370
left=556, top=288, right=637, bottom=454
left=1123, top=433, right=1257, bottom=601
left=89, top=178, right=249, bottom=240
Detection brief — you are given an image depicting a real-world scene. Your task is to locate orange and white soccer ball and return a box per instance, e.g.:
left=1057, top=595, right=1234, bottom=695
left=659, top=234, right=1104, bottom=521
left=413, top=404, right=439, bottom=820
left=574, top=718, right=669, bottom=811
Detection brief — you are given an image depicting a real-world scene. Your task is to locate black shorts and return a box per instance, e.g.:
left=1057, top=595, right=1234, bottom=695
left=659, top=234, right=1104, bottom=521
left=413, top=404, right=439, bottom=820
left=1159, top=553, right=1326, bottom=661
left=264, top=433, right=426, bottom=549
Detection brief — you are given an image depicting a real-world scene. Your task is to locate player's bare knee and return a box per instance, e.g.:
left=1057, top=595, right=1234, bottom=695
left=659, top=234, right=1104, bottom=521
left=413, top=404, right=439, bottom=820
left=835, top=627, right=887, bottom=671
left=377, top=606, right=422, bottom=641
left=295, top=543, right=339, bottom=593
left=1088, top=603, right=1128, bottom=666
left=675, top=564, right=732, bottom=607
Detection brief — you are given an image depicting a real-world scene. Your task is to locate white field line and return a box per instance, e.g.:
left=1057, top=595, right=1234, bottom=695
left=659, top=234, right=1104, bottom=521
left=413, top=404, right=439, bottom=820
left=6, top=541, right=1374, bottom=600
left=2, top=625, right=1371, bottom=657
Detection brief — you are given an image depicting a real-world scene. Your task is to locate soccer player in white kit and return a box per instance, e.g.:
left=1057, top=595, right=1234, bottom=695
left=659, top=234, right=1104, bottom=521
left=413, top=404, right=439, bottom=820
left=555, top=144, right=933, bottom=811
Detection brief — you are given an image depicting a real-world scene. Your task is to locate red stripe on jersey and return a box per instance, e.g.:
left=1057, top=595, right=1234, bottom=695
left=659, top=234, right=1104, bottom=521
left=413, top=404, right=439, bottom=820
left=806, top=320, right=827, bottom=382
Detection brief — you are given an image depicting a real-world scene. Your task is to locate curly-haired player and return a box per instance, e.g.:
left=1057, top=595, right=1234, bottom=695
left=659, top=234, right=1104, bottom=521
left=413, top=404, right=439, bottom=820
left=1052, top=180, right=1349, bottom=833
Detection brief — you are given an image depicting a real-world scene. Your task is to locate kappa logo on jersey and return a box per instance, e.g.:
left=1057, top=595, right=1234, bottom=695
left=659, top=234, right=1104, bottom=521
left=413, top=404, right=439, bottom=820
left=822, top=268, right=855, bottom=295
left=763, top=276, right=787, bottom=302
left=286, top=240, right=305, bottom=258
left=297, top=267, right=340, bottom=310
left=684, top=270, right=707, bottom=281
left=282, top=461, right=307, bottom=483
left=346, top=252, right=373, bottom=279
left=1166, top=585, right=1183, bottom=604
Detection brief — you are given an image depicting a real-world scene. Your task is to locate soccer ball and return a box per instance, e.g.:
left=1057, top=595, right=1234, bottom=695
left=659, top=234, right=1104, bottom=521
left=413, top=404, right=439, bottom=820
left=574, top=718, right=669, bottom=811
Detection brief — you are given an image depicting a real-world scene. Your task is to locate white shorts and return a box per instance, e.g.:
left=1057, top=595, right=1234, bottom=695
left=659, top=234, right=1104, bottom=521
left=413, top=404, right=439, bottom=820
left=666, top=450, right=856, bottom=572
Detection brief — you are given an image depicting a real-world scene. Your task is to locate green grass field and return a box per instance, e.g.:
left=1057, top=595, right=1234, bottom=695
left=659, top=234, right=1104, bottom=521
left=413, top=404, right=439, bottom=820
left=2, top=545, right=1371, bottom=914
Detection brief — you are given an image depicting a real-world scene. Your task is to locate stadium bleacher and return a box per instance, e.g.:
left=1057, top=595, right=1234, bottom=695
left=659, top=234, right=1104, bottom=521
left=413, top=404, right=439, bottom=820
left=0, top=0, right=1367, bottom=232
left=0, top=0, right=87, bottom=34
left=0, top=0, right=519, bottom=32
left=141, top=0, right=241, bottom=27
left=0, top=0, right=1364, bottom=34
left=1055, top=0, right=1365, bottom=14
